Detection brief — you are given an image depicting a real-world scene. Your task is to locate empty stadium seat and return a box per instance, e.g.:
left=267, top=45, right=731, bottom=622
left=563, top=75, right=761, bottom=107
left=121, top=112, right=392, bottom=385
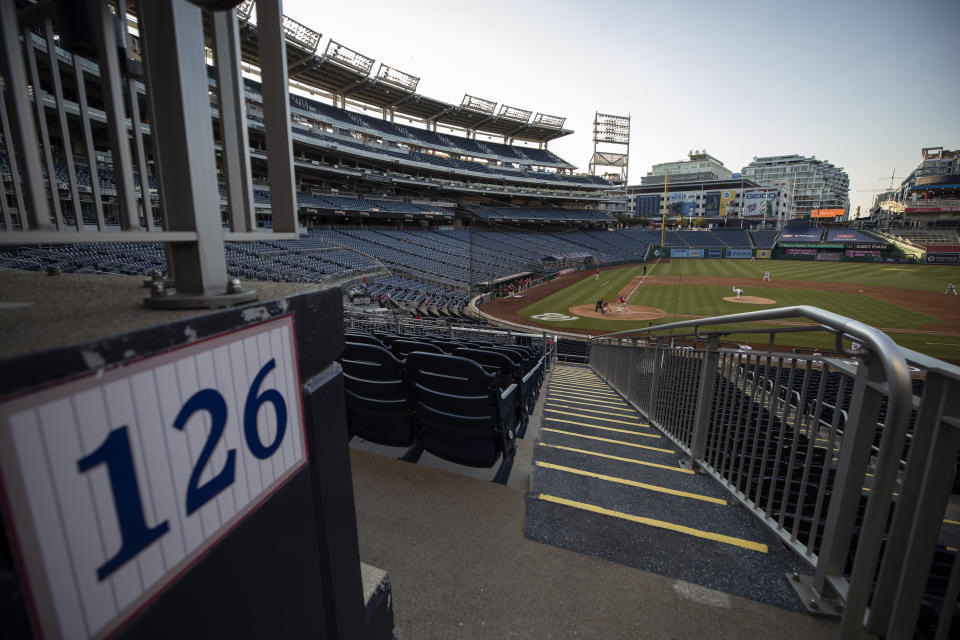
left=340, top=342, right=415, bottom=448
left=403, top=352, right=518, bottom=484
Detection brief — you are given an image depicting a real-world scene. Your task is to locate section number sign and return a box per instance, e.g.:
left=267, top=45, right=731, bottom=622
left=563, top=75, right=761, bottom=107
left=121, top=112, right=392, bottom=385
left=0, top=316, right=306, bottom=640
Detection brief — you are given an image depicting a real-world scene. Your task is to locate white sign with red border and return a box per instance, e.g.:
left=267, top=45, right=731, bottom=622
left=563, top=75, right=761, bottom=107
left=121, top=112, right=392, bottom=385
left=0, top=315, right=306, bottom=640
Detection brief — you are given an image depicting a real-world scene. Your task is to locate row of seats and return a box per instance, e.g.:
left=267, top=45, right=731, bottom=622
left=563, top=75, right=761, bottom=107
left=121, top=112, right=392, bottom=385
left=340, top=331, right=546, bottom=483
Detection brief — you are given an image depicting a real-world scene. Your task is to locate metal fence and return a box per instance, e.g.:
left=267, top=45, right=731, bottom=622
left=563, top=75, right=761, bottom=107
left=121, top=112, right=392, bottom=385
left=0, top=0, right=299, bottom=307
left=589, top=306, right=960, bottom=639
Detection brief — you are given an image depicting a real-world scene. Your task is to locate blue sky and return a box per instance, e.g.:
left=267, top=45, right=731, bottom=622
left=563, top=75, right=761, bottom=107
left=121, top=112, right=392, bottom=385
left=282, top=0, right=959, bottom=217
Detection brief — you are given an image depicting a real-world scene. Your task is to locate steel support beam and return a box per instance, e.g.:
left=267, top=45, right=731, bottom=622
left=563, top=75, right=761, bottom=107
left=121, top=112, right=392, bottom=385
left=138, top=0, right=252, bottom=307
left=0, top=0, right=51, bottom=229
left=213, top=8, right=255, bottom=233
left=256, top=0, right=298, bottom=233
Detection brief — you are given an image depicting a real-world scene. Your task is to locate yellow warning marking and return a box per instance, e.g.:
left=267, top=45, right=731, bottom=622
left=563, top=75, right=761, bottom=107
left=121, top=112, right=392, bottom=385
left=549, top=382, right=614, bottom=392
left=545, top=408, right=650, bottom=427
left=535, top=461, right=727, bottom=505
left=544, top=418, right=656, bottom=439
left=543, top=428, right=666, bottom=450
left=551, top=380, right=615, bottom=388
left=544, top=396, right=633, bottom=412
left=549, top=392, right=630, bottom=407
left=537, top=442, right=692, bottom=474
left=944, top=519, right=960, bottom=526
left=549, top=385, right=620, bottom=398
left=535, top=494, right=768, bottom=553
left=547, top=402, right=639, bottom=418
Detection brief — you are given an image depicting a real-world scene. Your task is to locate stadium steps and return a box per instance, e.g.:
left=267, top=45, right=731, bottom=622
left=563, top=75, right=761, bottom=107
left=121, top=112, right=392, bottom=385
left=524, top=364, right=811, bottom=611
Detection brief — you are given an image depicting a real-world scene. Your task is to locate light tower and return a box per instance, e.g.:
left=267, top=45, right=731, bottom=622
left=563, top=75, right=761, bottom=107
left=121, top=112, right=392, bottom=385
left=589, top=112, right=630, bottom=185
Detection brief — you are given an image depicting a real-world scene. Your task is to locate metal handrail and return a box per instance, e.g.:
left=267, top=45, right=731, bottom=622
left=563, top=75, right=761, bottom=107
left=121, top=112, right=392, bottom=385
left=591, top=304, right=913, bottom=433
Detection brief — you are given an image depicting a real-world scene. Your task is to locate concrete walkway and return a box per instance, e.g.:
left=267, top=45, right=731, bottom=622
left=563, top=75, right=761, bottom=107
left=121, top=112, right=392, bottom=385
left=350, top=448, right=838, bottom=639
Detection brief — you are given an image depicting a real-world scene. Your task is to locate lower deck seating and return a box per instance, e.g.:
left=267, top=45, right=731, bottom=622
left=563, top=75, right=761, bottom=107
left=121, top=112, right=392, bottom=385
left=339, top=330, right=545, bottom=483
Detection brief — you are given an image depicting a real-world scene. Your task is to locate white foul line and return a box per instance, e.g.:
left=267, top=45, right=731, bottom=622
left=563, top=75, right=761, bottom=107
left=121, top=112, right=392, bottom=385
left=626, top=257, right=661, bottom=301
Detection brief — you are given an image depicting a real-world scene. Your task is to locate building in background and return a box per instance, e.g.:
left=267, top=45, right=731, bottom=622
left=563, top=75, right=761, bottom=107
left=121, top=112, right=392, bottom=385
left=641, top=150, right=734, bottom=186
left=625, top=177, right=789, bottom=227
left=871, top=147, right=960, bottom=227
left=741, top=154, right=849, bottom=219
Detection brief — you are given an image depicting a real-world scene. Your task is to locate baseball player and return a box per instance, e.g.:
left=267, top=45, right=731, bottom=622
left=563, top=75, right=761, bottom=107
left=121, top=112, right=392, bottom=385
left=762, top=271, right=771, bottom=282
left=946, top=283, right=957, bottom=295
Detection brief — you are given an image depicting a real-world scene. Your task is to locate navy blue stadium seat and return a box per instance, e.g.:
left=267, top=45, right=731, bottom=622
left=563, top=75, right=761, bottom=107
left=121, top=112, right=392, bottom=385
left=339, top=342, right=415, bottom=448
left=403, top=352, right=518, bottom=484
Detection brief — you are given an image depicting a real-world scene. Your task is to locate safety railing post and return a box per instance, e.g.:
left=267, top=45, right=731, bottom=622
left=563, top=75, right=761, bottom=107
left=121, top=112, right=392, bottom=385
left=870, top=373, right=959, bottom=637
left=805, top=353, right=886, bottom=611
left=689, top=334, right=720, bottom=464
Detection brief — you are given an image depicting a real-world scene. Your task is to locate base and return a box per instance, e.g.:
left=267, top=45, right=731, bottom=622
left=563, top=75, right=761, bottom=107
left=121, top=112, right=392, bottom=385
left=143, top=289, right=257, bottom=309
left=786, top=572, right=844, bottom=617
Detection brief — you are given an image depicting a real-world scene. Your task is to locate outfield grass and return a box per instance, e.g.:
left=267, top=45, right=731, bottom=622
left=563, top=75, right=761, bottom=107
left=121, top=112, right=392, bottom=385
left=516, top=260, right=960, bottom=360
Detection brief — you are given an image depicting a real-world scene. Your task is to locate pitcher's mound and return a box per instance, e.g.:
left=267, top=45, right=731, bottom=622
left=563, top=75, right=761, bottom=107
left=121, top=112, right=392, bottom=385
left=723, top=296, right=776, bottom=304
left=570, top=303, right=668, bottom=320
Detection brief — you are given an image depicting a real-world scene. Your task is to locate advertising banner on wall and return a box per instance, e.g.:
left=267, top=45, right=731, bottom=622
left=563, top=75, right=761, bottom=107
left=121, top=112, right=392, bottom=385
left=704, top=192, right=720, bottom=217
left=742, top=190, right=777, bottom=218
left=926, top=253, right=960, bottom=265
left=671, top=248, right=705, bottom=258
left=810, top=208, right=846, bottom=218
left=708, top=248, right=723, bottom=258
left=755, top=249, right=771, bottom=259
left=816, top=252, right=842, bottom=261
left=719, top=190, right=737, bottom=217
left=726, top=249, right=753, bottom=258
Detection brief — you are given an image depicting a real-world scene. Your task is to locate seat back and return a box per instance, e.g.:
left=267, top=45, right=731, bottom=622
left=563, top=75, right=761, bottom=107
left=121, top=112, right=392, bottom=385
left=344, top=332, right=386, bottom=348
left=405, top=352, right=516, bottom=473
left=390, top=339, right=444, bottom=359
left=339, top=342, right=413, bottom=446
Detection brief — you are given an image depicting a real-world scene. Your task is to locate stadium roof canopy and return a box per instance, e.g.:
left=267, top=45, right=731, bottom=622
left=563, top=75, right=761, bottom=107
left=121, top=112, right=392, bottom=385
left=224, top=10, right=573, bottom=144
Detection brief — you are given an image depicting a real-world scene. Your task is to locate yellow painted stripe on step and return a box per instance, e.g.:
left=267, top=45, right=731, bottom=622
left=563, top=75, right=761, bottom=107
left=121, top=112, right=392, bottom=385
left=543, top=428, right=667, bottom=451
left=550, top=376, right=608, bottom=385
left=535, top=494, right=768, bottom=553
left=545, top=408, right=650, bottom=428
left=549, top=384, right=619, bottom=396
left=544, top=397, right=634, bottom=413
left=535, top=461, right=727, bottom=505
left=544, top=418, right=657, bottom=440
left=549, top=392, right=630, bottom=407
left=537, top=442, right=693, bottom=474
left=551, top=382, right=605, bottom=388
left=549, top=382, right=613, bottom=392
left=944, top=519, right=960, bottom=526
left=547, top=403, right=640, bottom=419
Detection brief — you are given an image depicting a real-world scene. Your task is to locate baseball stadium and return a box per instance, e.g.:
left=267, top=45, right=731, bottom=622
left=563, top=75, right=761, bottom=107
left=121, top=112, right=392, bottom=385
left=0, top=1, right=958, bottom=639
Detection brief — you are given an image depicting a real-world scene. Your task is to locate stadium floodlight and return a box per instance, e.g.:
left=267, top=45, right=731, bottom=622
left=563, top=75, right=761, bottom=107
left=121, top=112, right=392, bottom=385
left=498, top=105, right=532, bottom=123
left=324, top=40, right=375, bottom=75
left=461, top=94, right=496, bottom=115
left=282, top=14, right=321, bottom=53
left=376, top=63, right=419, bottom=92
left=594, top=113, right=630, bottom=143
left=590, top=111, right=630, bottom=186
left=237, top=0, right=255, bottom=21
left=533, top=113, right=565, bottom=129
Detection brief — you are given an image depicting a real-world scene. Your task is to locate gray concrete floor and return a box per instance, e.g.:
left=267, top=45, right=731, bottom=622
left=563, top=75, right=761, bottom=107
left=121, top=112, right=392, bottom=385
left=350, top=447, right=838, bottom=640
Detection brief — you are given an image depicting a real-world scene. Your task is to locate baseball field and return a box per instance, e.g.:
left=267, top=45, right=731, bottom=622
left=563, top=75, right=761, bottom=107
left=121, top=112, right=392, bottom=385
left=482, top=259, right=960, bottom=361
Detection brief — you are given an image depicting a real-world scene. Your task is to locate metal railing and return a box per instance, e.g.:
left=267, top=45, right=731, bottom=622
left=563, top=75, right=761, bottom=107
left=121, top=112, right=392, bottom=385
left=588, top=306, right=960, bottom=638
left=0, top=0, right=300, bottom=307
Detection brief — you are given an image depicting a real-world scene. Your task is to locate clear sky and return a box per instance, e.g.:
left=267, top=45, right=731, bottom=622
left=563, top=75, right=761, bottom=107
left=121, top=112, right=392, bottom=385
left=281, top=0, right=959, bottom=217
